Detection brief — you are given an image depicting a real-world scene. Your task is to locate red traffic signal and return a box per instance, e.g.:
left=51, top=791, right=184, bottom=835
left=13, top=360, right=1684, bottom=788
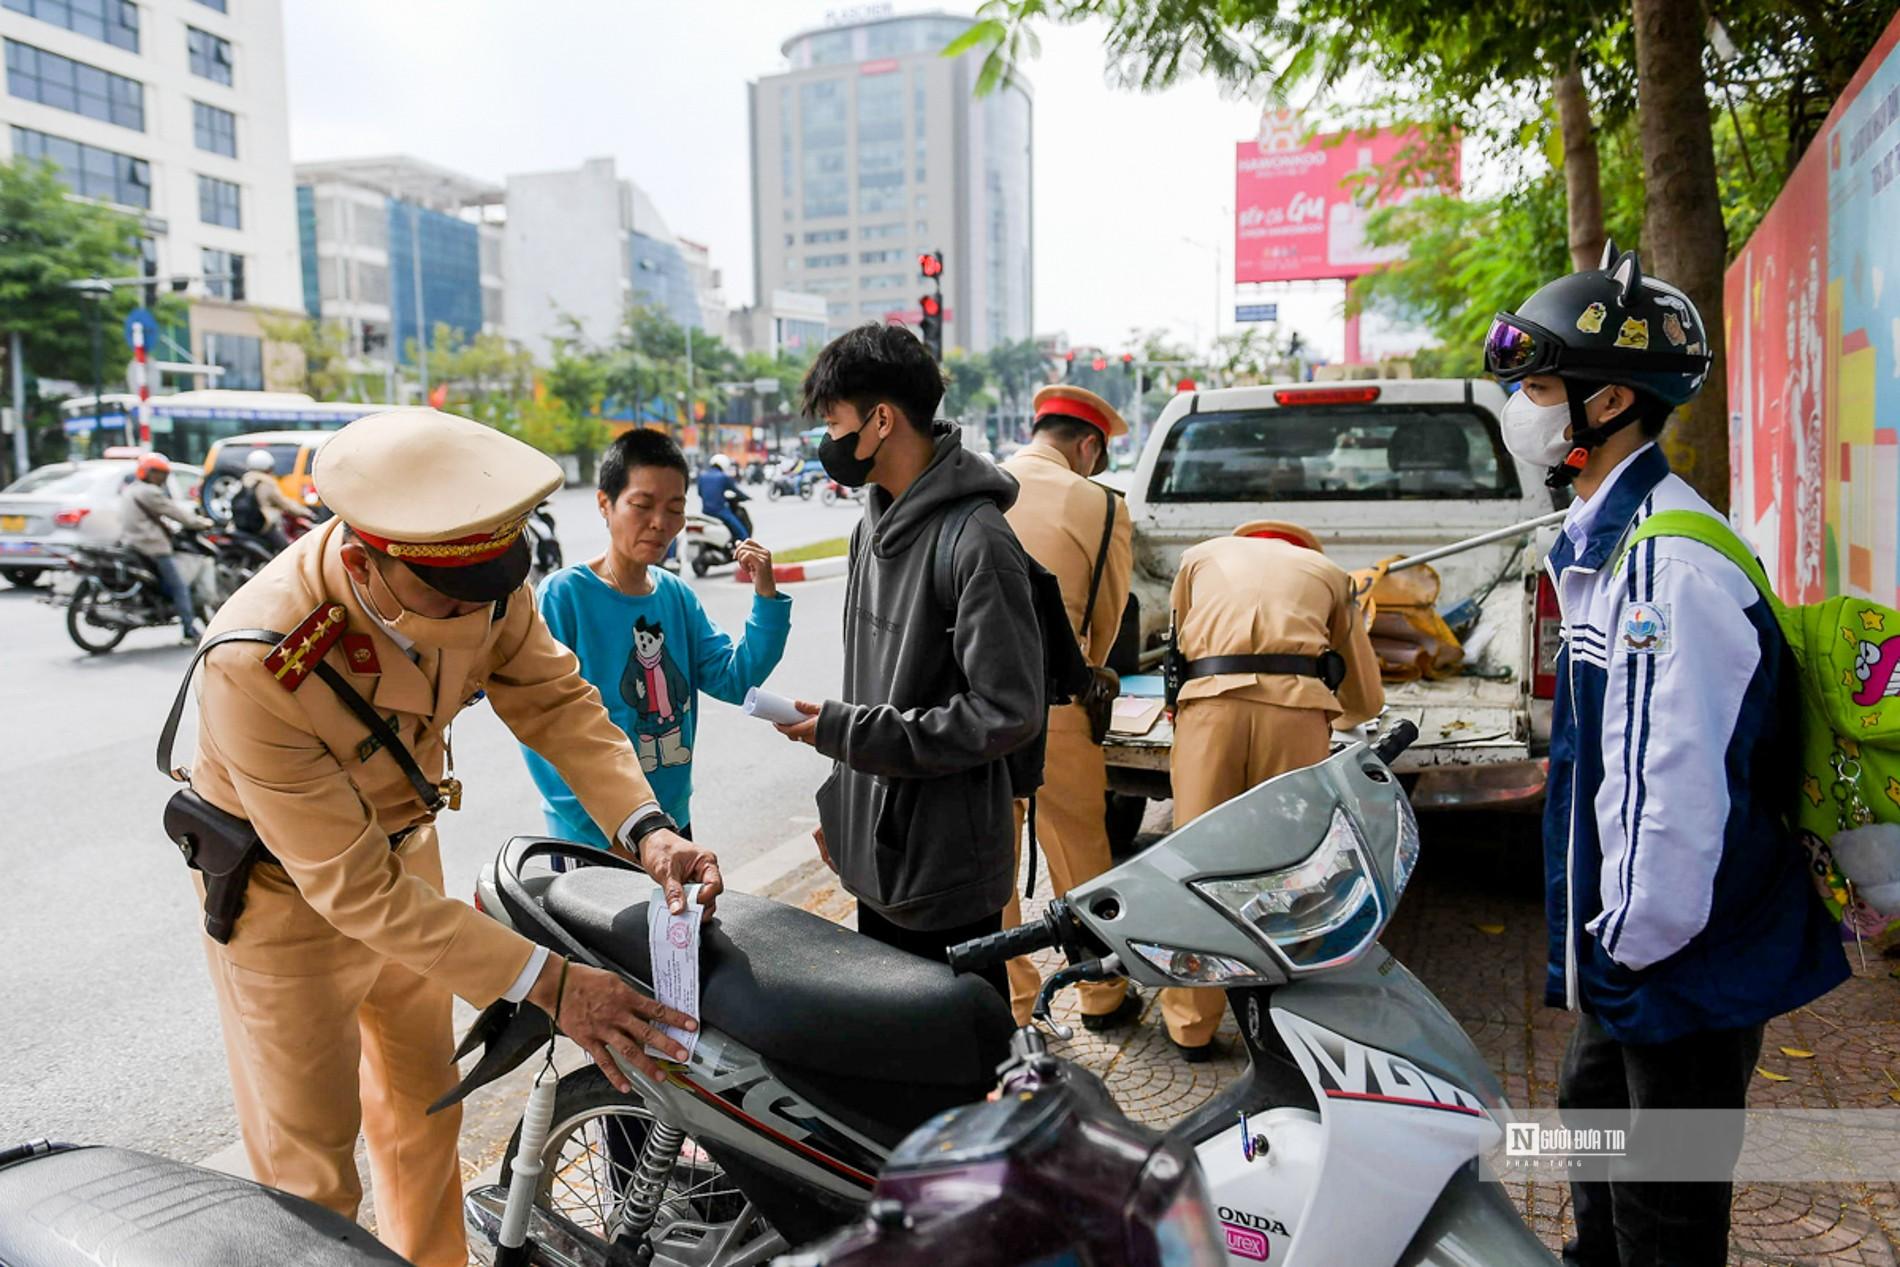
left=1091, top=356, right=1107, bottom=371
left=1121, top=352, right=1135, bottom=365
left=918, top=252, right=944, bottom=279
left=920, top=294, right=942, bottom=318
left=1064, top=350, right=1076, bottom=362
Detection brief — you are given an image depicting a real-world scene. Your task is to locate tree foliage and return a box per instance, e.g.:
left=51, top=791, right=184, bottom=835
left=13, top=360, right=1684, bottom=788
left=0, top=158, right=151, bottom=386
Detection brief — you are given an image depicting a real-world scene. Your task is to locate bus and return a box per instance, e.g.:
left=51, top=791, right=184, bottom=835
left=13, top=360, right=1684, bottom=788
left=61, top=391, right=389, bottom=468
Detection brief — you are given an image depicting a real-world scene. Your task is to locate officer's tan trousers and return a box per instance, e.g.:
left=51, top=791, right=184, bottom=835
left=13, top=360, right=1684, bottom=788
left=1161, top=697, right=1333, bottom=1048
left=199, top=827, right=467, bottom=1267
left=1002, top=702, right=1129, bottom=1025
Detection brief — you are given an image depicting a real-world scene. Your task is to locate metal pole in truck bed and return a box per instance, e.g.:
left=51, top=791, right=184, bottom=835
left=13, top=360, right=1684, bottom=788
left=1382, top=509, right=1568, bottom=574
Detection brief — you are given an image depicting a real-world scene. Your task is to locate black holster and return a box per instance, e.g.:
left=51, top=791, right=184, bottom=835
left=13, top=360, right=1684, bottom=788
left=164, top=788, right=276, bottom=944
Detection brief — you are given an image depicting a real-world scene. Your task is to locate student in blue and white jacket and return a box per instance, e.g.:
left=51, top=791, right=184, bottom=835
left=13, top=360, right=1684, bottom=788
left=1486, top=245, right=1846, bottom=1267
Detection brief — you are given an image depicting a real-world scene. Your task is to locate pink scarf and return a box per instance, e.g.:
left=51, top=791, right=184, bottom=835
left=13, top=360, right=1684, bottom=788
left=639, top=650, right=674, bottom=718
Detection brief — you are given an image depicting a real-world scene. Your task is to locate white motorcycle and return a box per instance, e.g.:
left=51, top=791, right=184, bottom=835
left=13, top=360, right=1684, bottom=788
left=451, top=722, right=1554, bottom=1266
left=943, top=720, right=1555, bottom=1265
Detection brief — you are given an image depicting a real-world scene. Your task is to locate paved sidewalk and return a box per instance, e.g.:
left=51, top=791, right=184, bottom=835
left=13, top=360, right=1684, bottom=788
left=766, top=810, right=1900, bottom=1265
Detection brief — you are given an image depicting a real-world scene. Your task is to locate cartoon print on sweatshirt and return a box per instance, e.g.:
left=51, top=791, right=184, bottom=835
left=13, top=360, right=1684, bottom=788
left=620, top=615, right=693, bottom=771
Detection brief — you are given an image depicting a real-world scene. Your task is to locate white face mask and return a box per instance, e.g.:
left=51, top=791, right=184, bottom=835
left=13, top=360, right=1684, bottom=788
left=1500, top=386, right=1608, bottom=467
left=365, top=561, right=493, bottom=651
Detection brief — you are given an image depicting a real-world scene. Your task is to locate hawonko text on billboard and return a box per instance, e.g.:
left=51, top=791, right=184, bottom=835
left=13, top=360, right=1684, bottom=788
left=1233, top=116, right=1460, bottom=285
left=1727, top=10, right=1900, bottom=606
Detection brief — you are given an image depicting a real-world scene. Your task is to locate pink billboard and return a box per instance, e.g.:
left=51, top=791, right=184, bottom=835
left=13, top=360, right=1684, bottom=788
left=1234, top=122, right=1458, bottom=284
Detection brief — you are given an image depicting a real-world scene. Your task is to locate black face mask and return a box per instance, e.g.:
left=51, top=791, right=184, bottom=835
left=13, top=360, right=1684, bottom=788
left=819, top=413, right=887, bottom=487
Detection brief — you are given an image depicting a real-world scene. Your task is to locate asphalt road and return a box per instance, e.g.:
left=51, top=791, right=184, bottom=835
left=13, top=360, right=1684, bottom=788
left=0, top=481, right=860, bottom=1161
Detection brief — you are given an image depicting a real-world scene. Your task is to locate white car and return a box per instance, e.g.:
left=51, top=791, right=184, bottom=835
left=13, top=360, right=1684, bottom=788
left=0, top=458, right=204, bottom=587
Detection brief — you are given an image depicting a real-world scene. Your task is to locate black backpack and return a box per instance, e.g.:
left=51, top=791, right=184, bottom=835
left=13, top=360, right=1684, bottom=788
left=931, top=497, right=1095, bottom=891
left=228, top=480, right=265, bottom=534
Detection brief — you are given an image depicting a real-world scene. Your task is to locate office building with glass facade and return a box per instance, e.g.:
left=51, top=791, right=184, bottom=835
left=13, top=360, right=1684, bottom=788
left=293, top=155, right=505, bottom=370
left=749, top=12, right=1032, bottom=353
left=1, top=0, right=304, bottom=397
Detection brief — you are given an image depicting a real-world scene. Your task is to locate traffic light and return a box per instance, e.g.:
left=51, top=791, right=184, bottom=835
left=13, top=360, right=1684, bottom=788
left=919, top=293, right=943, bottom=361
left=917, top=250, right=945, bottom=360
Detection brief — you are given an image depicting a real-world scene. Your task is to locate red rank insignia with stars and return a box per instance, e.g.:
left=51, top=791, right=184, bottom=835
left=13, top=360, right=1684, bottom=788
left=265, top=602, right=348, bottom=691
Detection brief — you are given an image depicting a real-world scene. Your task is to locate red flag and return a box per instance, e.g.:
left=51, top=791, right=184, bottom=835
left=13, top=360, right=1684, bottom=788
left=428, top=383, right=448, bottom=410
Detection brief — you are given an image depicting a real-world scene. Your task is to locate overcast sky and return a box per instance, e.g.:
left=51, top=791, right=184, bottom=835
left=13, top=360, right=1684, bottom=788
left=284, top=0, right=1390, bottom=362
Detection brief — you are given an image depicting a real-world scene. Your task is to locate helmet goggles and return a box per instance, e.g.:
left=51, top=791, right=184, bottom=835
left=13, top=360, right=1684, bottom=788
left=1485, top=311, right=1711, bottom=385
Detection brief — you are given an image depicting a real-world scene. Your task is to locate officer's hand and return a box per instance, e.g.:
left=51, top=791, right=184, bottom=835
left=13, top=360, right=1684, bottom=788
left=531, top=959, right=695, bottom=1091
left=774, top=699, right=821, bottom=747
left=641, top=828, right=724, bottom=917
left=734, top=540, right=777, bottom=597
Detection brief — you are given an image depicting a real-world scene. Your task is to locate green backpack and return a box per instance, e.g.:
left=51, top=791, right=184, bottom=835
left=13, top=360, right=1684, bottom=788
left=1618, top=510, right=1900, bottom=941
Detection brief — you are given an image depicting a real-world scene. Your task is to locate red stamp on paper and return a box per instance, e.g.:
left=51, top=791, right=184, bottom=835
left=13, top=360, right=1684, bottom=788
left=667, top=921, right=691, bottom=949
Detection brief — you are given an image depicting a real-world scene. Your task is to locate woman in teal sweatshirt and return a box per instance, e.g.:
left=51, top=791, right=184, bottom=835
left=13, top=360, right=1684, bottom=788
left=524, top=429, right=790, bottom=844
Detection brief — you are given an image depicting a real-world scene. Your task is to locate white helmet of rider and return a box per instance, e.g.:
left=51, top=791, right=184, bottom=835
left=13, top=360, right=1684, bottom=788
left=710, top=454, right=732, bottom=472
left=245, top=449, right=275, bottom=473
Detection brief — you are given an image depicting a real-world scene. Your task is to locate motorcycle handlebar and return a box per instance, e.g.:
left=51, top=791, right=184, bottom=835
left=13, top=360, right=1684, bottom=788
left=947, top=907, right=1063, bottom=975
left=1372, top=720, right=1419, bottom=766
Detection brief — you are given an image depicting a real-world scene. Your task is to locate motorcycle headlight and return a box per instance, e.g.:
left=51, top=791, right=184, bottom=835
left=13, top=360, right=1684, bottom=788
left=1393, top=794, right=1421, bottom=900
left=1190, top=806, right=1385, bottom=973
left=1128, top=941, right=1278, bottom=987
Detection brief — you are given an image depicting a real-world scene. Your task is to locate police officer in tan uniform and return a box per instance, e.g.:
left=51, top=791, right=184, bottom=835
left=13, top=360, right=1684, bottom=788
left=181, top=409, right=722, bottom=1267
left=1160, top=520, right=1383, bottom=1059
left=998, top=384, right=1140, bottom=1030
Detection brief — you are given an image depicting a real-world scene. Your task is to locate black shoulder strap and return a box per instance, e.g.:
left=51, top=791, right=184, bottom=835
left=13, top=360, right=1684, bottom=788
left=1079, top=484, right=1117, bottom=640
left=158, top=629, right=443, bottom=812
left=931, top=495, right=992, bottom=620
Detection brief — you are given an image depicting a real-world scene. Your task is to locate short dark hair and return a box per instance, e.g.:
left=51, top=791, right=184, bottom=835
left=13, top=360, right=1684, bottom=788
left=1629, top=390, right=1675, bottom=439
left=801, top=323, right=944, bottom=431
left=1031, top=415, right=1102, bottom=445
left=600, top=427, right=690, bottom=502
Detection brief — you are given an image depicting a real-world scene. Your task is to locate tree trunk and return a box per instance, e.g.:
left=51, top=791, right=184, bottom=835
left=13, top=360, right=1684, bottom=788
left=1554, top=60, right=1607, bottom=272
left=1630, top=0, right=1730, bottom=511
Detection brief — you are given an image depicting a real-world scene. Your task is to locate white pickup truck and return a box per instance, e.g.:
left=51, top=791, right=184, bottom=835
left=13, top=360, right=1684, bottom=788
left=1104, top=378, right=1560, bottom=842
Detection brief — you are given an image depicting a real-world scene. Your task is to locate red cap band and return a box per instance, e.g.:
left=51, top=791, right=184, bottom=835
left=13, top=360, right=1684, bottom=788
left=1036, top=396, right=1113, bottom=436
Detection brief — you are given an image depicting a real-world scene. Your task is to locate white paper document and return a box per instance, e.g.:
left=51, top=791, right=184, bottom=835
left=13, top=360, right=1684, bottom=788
left=645, top=882, right=702, bottom=1062
left=742, top=687, right=807, bottom=726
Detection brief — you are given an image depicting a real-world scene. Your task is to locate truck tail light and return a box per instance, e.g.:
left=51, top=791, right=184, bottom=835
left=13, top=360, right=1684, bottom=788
left=1272, top=386, right=1380, bottom=406
left=1532, top=573, right=1561, bottom=700
left=53, top=507, right=90, bottom=527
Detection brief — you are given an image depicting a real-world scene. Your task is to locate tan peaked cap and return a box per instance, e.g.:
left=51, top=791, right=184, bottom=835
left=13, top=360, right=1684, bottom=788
left=312, top=409, right=562, bottom=555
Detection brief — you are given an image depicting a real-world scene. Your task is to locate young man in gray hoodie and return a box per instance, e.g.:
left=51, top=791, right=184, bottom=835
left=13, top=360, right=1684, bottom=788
left=776, top=324, right=1045, bottom=997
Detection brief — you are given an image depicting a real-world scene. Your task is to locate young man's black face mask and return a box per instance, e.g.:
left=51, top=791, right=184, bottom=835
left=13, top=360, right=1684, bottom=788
left=819, top=410, right=887, bottom=487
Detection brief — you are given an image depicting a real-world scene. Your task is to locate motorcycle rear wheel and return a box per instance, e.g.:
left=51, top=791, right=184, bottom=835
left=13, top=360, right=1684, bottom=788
left=499, top=1066, right=775, bottom=1264
left=690, top=548, right=713, bottom=578
left=66, top=578, right=128, bottom=654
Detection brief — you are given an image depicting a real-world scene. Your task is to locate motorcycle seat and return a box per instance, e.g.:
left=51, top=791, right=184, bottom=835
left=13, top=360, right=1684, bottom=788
left=0, top=1144, right=410, bottom=1265
left=544, top=868, right=1014, bottom=1090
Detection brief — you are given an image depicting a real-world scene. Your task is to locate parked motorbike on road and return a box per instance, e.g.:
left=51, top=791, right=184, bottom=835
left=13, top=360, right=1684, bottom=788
left=446, top=722, right=1552, bottom=1267
left=526, top=500, right=562, bottom=588
left=0, top=1139, right=409, bottom=1264
left=682, top=491, right=754, bottom=577
left=817, top=479, right=864, bottom=508
left=58, top=529, right=261, bottom=654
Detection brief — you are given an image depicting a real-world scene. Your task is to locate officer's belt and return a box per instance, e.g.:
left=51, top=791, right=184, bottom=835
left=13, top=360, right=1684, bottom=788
left=1182, top=651, right=1347, bottom=693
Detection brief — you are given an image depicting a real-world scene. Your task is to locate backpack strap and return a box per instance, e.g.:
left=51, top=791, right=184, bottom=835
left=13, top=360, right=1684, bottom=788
left=158, top=629, right=445, bottom=812
left=931, top=495, right=993, bottom=623
left=1613, top=510, right=1781, bottom=616
left=1079, top=485, right=1117, bottom=641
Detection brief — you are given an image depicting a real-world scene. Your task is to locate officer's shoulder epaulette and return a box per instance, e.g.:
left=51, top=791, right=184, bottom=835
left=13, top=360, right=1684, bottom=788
left=263, top=601, right=348, bottom=691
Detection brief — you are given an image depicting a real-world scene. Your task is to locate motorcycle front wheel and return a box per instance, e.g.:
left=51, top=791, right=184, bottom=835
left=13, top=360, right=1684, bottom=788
left=65, top=577, right=128, bottom=654
left=767, top=483, right=783, bottom=501
left=499, top=1066, right=781, bottom=1265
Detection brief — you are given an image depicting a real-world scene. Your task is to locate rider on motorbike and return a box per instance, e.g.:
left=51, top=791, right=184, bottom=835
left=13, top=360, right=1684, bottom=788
left=120, top=453, right=213, bottom=643
left=233, top=448, right=313, bottom=550
left=696, top=455, right=750, bottom=542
